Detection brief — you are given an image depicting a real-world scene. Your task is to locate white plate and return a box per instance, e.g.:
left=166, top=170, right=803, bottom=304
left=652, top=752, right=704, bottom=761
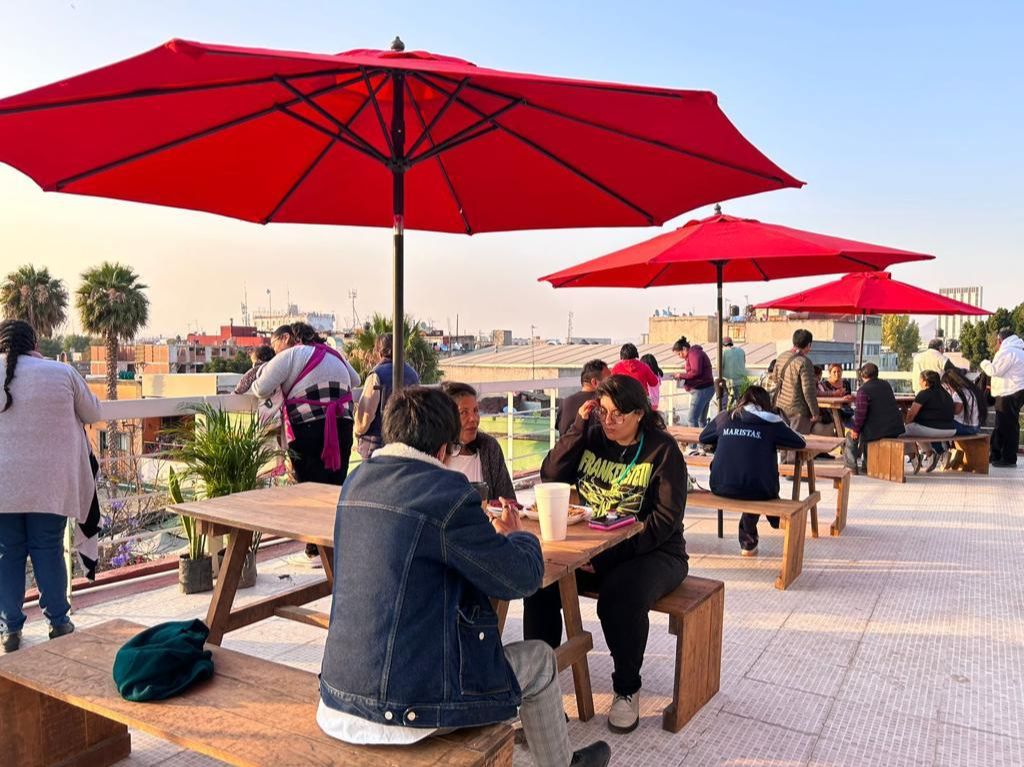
left=523, top=506, right=592, bottom=525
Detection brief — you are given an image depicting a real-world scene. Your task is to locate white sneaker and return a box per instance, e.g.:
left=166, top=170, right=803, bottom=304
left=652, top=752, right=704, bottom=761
left=608, top=693, right=639, bottom=733
left=740, top=546, right=758, bottom=557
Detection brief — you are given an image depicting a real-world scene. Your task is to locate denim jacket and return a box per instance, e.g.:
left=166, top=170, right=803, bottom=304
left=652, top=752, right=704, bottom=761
left=319, top=443, right=544, bottom=729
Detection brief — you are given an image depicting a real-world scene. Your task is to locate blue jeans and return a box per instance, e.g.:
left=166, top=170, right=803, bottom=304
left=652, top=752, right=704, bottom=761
left=688, top=385, right=715, bottom=428
left=0, top=513, right=71, bottom=633
left=953, top=422, right=980, bottom=436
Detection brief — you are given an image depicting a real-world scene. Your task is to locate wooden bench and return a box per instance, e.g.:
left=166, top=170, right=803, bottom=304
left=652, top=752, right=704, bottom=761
left=866, top=433, right=990, bottom=483
left=686, top=455, right=853, bottom=537
left=686, top=490, right=820, bottom=590
left=581, top=576, right=724, bottom=733
left=0, top=619, right=513, bottom=767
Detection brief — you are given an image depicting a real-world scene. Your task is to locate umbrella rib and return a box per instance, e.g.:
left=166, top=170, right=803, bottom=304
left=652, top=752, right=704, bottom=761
left=274, top=106, right=387, bottom=164
left=411, top=73, right=656, bottom=225
left=407, top=101, right=521, bottom=167
left=425, top=73, right=794, bottom=187
left=405, top=79, right=472, bottom=234
left=405, top=77, right=469, bottom=159
left=0, top=66, right=363, bottom=117
left=841, top=254, right=884, bottom=270
left=641, top=265, right=673, bottom=289
left=273, top=75, right=384, bottom=162
left=261, top=138, right=335, bottom=224
left=361, top=68, right=395, bottom=160
left=343, top=72, right=389, bottom=131
left=51, top=75, right=366, bottom=191
left=751, top=259, right=770, bottom=280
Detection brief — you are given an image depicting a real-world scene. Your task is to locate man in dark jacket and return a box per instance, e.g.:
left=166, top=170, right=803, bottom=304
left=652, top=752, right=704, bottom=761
left=844, top=363, right=905, bottom=472
left=558, top=359, right=610, bottom=435
left=319, top=387, right=610, bottom=767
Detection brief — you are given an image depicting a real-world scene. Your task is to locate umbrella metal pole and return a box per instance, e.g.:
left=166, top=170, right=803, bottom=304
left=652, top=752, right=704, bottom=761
left=858, top=310, right=866, bottom=371
left=391, top=72, right=406, bottom=391
left=715, top=261, right=726, bottom=413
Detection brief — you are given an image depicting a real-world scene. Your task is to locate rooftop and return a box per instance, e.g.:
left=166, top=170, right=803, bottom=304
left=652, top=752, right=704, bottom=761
left=15, top=463, right=1023, bottom=766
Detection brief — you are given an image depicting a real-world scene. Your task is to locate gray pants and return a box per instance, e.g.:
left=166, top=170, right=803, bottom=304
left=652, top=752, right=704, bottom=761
left=504, top=640, right=572, bottom=767
left=902, top=423, right=956, bottom=455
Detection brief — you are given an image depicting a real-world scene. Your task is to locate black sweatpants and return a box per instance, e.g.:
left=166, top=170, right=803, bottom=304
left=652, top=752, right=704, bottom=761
left=523, top=547, right=686, bottom=696
left=739, top=513, right=781, bottom=551
left=290, top=417, right=354, bottom=555
left=991, top=390, right=1024, bottom=465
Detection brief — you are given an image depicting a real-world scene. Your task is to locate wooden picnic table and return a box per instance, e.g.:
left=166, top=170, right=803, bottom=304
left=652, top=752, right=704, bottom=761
left=173, top=482, right=641, bottom=723
left=817, top=395, right=854, bottom=439
left=669, top=426, right=844, bottom=537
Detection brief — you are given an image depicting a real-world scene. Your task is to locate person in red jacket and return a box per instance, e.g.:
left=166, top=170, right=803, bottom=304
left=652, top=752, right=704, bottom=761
left=672, top=336, right=715, bottom=427
left=611, top=344, right=660, bottom=391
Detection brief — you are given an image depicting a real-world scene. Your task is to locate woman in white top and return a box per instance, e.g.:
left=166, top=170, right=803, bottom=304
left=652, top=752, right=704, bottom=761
left=0, top=320, right=102, bottom=653
left=942, top=368, right=986, bottom=436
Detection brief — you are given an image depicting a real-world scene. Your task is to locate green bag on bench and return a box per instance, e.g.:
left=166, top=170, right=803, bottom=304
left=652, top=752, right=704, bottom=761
left=113, top=619, right=214, bottom=702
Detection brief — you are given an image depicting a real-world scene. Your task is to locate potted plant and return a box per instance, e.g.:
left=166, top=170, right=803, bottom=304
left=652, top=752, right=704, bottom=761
left=168, top=466, right=213, bottom=594
left=167, top=404, right=283, bottom=593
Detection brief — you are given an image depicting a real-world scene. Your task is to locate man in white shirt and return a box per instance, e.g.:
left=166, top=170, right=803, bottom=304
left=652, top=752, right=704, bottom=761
left=911, top=339, right=952, bottom=392
left=981, top=328, right=1024, bottom=467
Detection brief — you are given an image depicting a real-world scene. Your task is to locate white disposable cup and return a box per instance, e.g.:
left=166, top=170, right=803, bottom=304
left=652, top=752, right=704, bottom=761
left=535, top=482, right=571, bottom=541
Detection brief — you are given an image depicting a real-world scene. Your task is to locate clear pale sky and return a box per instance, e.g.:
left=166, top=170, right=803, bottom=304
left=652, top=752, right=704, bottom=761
left=1, top=1, right=1020, bottom=341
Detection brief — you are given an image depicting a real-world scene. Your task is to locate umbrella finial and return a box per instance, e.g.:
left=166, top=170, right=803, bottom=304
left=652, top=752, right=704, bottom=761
left=390, top=36, right=406, bottom=52
left=714, top=203, right=722, bottom=215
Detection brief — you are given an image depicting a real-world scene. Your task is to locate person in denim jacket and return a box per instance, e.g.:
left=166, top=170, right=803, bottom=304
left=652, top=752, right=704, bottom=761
left=317, top=386, right=610, bottom=767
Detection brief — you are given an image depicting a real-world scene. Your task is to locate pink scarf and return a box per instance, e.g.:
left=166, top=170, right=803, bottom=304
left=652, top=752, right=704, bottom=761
left=282, top=344, right=353, bottom=472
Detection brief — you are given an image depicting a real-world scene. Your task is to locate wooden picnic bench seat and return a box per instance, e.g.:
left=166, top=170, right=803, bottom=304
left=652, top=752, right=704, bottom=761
left=581, top=575, right=724, bottom=733
left=686, top=490, right=820, bottom=590
left=866, top=433, right=990, bottom=483
left=685, top=454, right=853, bottom=536
left=0, top=619, right=513, bottom=767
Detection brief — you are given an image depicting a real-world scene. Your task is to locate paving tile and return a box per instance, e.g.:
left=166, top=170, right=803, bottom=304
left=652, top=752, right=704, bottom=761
left=933, top=722, right=1024, bottom=767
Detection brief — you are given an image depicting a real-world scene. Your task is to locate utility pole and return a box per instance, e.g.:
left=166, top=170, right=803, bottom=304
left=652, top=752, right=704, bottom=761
left=266, top=289, right=272, bottom=320
left=530, top=324, right=536, bottom=380
left=348, top=290, right=359, bottom=330
left=567, top=311, right=574, bottom=344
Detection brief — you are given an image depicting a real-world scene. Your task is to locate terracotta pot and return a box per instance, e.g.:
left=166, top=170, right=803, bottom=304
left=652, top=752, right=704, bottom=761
left=216, top=548, right=258, bottom=589
left=178, top=555, right=213, bottom=594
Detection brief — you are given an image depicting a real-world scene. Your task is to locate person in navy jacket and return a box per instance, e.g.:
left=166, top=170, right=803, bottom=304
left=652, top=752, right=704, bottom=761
left=699, top=386, right=806, bottom=556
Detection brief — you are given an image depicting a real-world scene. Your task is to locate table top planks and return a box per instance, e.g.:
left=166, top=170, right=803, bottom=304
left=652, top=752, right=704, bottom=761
left=0, top=619, right=510, bottom=767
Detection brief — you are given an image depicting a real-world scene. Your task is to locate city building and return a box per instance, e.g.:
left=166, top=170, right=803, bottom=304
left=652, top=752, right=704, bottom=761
left=89, top=325, right=267, bottom=377
left=252, top=304, right=335, bottom=334
left=936, top=286, right=986, bottom=342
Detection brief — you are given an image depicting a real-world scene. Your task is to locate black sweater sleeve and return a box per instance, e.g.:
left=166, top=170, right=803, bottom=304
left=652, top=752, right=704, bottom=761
left=540, top=413, right=591, bottom=482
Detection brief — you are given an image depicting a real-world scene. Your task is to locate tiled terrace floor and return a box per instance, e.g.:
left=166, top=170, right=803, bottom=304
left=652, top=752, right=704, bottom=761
left=13, top=463, right=1024, bottom=766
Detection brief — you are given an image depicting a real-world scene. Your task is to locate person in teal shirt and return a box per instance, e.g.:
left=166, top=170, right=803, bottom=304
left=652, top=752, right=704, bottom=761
left=720, top=337, right=748, bottom=407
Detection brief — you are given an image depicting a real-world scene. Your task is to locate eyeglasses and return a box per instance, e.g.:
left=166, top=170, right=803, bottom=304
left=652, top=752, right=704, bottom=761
left=595, top=407, right=635, bottom=425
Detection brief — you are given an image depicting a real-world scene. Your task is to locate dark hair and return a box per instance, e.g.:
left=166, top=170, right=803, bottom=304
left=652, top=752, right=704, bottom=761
left=619, top=343, right=639, bottom=360
left=290, top=322, right=326, bottom=345
left=997, top=326, right=1014, bottom=341
left=928, top=338, right=945, bottom=351
left=0, top=319, right=37, bottom=413
left=594, top=374, right=665, bottom=432
left=382, top=386, right=460, bottom=455
left=441, top=381, right=477, bottom=400
left=253, top=345, right=275, bottom=363
left=767, top=358, right=777, bottom=373
left=580, top=359, right=608, bottom=386
left=792, top=329, right=813, bottom=349
left=732, top=384, right=774, bottom=419
left=859, top=362, right=879, bottom=379
left=271, top=324, right=293, bottom=339
left=671, top=336, right=690, bottom=353
left=920, top=369, right=941, bottom=389
left=813, top=364, right=824, bottom=377
left=377, top=333, right=394, bottom=359
left=640, top=353, right=663, bottom=378
left=942, top=367, right=987, bottom=425
left=828, top=363, right=843, bottom=373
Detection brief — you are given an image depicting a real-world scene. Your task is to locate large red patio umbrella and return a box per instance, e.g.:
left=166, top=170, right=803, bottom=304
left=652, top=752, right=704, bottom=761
left=0, top=37, right=803, bottom=388
left=539, top=211, right=934, bottom=408
left=755, top=270, right=990, bottom=367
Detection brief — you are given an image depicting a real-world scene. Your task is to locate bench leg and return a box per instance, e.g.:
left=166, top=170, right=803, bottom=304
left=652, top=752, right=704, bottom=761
left=866, top=439, right=905, bottom=483
left=661, top=586, right=724, bottom=733
left=956, top=439, right=990, bottom=474
left=205, top=527, right=253, bottom=645
left=717, top=509, right=724, bottom=539
left=775, top=507, right=807, bottom=590
left=0, top=677, right=131, bottom=767
left=806, top=460, right=819, bottom=539
left=830, top=477, right=849, bottom=536
left=558, top=574, right=595, bottom=722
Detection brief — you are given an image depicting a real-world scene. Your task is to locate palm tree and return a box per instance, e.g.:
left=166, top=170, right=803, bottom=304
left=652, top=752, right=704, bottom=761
left=347, top=313, right=440, bottom=384
left=0, top=265, right=69, bottom=337
left=75, top=262, right=149, bottom=401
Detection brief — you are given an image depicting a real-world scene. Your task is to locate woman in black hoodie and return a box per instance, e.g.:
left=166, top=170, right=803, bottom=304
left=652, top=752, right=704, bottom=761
left=524, top=375, right=688, bottom=735
left=699, top=386, right=806, bottom=556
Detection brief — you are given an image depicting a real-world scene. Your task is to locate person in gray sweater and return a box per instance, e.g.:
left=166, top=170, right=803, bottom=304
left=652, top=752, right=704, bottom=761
left=0, top=320, right=101, bottom=653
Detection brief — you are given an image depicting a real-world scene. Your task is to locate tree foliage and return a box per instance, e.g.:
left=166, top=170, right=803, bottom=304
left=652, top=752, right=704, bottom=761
left=1, top=264, right=68, bottom=337
left=959, top=302, right=1024, bottom=367
left=881, top=314, right=921, bottom=371
left=203, top=351, right=253, bottom=373
left=346, top=313, right=441, bottom=384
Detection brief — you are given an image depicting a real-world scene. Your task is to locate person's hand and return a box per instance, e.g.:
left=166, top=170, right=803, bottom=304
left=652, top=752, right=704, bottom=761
left=578, top=398, right=599, bottom=421
left=810, top=415, right=820, bottom=424
left=491, top=506, right=523, bottom=536
left=28, top=350, right=44, bottom=359
left=849, top=430, right=859, bottom=440
left=580, top=562, right=596, bottom=574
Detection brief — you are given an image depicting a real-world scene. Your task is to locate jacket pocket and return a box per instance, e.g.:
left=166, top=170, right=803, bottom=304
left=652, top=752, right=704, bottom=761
left=456, top=606, right=511, bottom=697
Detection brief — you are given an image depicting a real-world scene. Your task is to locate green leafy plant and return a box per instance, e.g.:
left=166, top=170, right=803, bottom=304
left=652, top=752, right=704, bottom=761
left=168, top=466, right=205, bottom=561
left=167, top=404, right=283, bottom=556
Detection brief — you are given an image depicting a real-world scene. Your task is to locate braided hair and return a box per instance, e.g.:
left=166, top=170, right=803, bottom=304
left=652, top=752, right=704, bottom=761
left=0, top=319, right=37, bottom=412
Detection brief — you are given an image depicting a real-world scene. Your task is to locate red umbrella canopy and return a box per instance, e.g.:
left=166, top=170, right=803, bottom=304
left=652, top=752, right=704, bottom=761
left=0, top=39, right=802, bottom=233
left=539, top=213, right=933, bottom=287
left=754, top=271, right=989, bottom=316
